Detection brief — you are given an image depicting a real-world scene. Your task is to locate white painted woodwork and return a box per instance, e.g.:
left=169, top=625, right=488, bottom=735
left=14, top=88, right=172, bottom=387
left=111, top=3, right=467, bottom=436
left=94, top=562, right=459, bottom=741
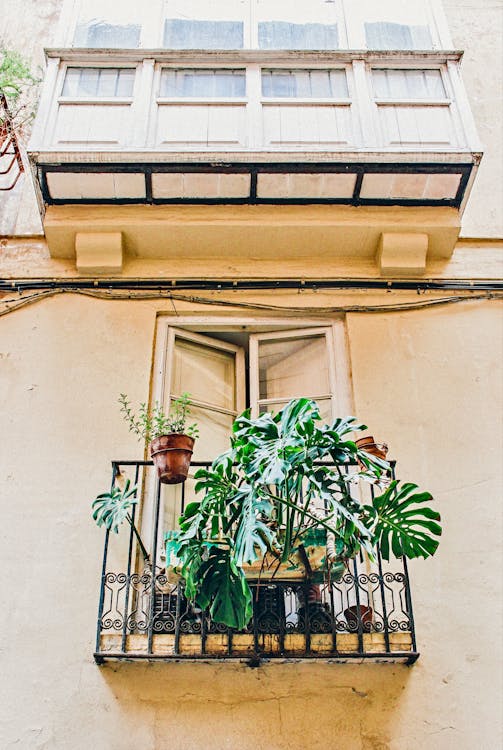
left=262, top=104, right=352, bottom=146
left=155, top=104, right=247, bottom=147
left=249, top=327, right=336, bottom=418
left=52, top=103, right=133, bottom=146
left=29, top=51, right=480, bottom=163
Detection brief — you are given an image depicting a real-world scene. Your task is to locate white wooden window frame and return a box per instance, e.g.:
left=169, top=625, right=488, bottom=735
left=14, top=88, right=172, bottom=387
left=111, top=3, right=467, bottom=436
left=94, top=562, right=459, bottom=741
left=249, top=326, right=338, bottom=418
left=368, top=63, right=465, bottom=150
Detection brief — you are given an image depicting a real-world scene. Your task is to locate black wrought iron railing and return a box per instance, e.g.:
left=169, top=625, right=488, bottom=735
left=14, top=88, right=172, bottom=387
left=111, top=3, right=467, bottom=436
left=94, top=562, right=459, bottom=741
left=94, top=460, right=418, bottom=665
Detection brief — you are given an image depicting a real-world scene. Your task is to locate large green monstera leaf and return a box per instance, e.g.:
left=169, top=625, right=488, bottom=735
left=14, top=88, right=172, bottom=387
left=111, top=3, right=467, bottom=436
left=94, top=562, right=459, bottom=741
left=367, top=481, right=442, bottom=560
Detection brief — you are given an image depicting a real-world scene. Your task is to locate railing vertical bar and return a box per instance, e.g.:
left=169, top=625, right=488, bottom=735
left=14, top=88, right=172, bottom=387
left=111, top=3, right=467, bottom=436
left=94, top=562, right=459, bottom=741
left=253, top=584, right=259, bottom=656
left=376, top=546, right=391, bottom=653
left=201, top=605, right=207, bottom=655
left=304, top=581, right=311, bottom=654
left=352, top=557, right=364, bottom=654
left=174, top=586, right=182, bottom=654
left=95, top=462, right=118, bottom=655
left=402, top=556, right=417, bottom=652
left=181, top=480, right=186, bottom=514
left=278, top=583, right=286, bottom=655
left=328, top=580, right=338, bottom=653
left=147, top=478, right=162, bottom=655
left=121, top=463, right=140, bottom=654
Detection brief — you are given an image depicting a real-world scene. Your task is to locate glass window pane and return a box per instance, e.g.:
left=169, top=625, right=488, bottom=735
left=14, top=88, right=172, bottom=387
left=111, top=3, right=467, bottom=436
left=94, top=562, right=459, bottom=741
left=259, top=21, right=338, bottom=50
left=62, top=68, right=135, bottom=98
left=160, top=69, right=245, bottom=97
left=116, top=69, right=135, bottom=97
left=360, top=0, right=433, bottom=50
left=79, top=69, right=100, bottom=96
left=97, top=69, right=118, bottom=97
left=262, top=69, right=347, bottom=98
left=372, top=69, right=445, bottom=99
left=258, top=334, right=330, bottom=401
left=257, top=0, right=340, bottom=50
left=73, top=0, right=142, bottom=48
left=164, top=19, right=244, bottom=48
left=62, top=68, right=81, bottom=97
left=172, top=339, right=237, bottom=411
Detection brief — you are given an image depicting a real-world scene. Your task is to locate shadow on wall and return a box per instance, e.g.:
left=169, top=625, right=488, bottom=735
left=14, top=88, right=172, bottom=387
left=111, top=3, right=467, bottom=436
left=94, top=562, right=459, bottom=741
left=97, top=660, right=414, bottom=749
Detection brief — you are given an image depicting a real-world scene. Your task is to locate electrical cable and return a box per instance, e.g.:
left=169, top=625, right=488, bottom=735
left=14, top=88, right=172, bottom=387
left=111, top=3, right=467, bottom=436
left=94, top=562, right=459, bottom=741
left=0, top=285, right=500, bottom=318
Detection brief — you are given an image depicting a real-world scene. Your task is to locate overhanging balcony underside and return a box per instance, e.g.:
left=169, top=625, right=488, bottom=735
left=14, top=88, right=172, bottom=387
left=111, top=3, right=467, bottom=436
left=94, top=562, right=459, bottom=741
left=37, top=161, right=472, bottom=208
left=29, top=49, right=481, bottom=210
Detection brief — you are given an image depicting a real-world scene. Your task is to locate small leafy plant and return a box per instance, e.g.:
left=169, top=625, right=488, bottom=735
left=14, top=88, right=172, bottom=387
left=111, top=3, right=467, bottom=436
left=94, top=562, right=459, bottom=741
left=92, top=478, right=150, bottom=564
left=0, top=48, right=40, bottom=141
left=166, top=398, right=441, bottom=630
left=119, top=392, right=199, bottom=442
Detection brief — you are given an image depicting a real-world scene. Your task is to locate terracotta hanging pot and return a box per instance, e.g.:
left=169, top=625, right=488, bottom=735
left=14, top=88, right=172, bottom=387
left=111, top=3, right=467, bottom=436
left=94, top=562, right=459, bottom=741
left=344, top=604, right=373, bottom=633
left=150, top=433, right=195, bottom=484
left=355, top=436, right=388, bottom=469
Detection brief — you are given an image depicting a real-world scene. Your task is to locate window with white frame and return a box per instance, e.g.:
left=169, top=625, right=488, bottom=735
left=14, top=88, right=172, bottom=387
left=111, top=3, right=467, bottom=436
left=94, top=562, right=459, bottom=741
left=261, top=69, right=348, bottom=99
left=160, top=69, right=246, bottom=98
left=61, top=68, right=136, bottom=98
left=150, top=321, right=349, bottom=534
left=370, top=66, right=455, bottom=147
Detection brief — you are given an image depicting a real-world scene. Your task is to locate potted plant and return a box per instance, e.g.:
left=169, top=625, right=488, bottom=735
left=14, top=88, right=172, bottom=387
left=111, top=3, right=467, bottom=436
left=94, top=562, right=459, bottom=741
left=119, top=392, right=199, bottom=484
left=165, top=398, right=442, bottom=630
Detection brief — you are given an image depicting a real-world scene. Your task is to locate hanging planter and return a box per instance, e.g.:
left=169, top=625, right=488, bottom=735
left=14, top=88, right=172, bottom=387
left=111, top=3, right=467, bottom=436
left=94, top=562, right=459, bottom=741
left=150, top=433, right=195, bottom=484
left=119, top=392, right=199, bottom=486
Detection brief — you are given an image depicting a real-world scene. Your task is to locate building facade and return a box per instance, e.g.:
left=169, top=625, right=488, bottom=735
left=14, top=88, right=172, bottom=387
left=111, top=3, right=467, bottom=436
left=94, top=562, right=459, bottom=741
left=1, top=1, right=502, bottom=748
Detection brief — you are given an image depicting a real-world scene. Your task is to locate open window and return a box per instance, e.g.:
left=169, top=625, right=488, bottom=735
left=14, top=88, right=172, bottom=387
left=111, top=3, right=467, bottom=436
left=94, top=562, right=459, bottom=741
left=147, top=320, right=347, bottom=537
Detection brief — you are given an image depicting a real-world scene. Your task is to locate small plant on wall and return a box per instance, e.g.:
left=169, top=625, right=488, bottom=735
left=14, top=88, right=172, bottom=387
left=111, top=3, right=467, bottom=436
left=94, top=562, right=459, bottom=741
left=119, top=392, right=199, bottom=484
left=0, top=48, right=40, bottom=142
left=166, top=398, right=442, bottom=630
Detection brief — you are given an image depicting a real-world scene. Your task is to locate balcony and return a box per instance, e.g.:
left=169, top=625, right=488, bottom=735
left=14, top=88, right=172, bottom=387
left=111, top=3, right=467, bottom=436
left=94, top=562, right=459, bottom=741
left=30, top=49, right=480, bottom=206
left=27, top=49, right=481, bottom=272
left=95, top=460, right=419, bottom=665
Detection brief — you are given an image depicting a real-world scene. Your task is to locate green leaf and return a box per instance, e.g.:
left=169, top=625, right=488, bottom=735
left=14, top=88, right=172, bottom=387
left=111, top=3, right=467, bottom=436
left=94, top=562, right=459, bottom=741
left=367, top=480, right=442, bottom=561
left=91, top=480, right=138, bottom=534
left=195, top=547, right=253, bottom=630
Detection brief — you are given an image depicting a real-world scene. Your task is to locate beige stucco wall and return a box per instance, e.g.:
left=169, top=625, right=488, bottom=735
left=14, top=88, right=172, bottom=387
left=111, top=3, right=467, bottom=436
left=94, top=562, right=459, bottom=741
left=0, top=291, right=501, bottom=749
left=444, top=0, right=503, bottom=238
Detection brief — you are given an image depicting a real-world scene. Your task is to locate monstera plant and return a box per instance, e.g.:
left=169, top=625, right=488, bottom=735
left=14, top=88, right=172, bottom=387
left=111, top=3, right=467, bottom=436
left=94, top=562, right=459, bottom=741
left=165, top=398, right=441, bottom=630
